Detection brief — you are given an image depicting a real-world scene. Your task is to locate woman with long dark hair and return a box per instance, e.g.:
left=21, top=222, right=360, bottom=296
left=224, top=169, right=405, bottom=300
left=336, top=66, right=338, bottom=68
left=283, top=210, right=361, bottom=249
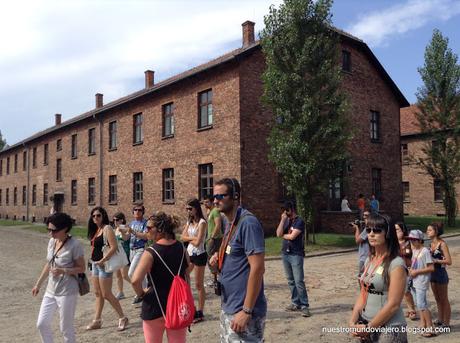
left=132, top=212, right=191, bottom=342
left=86, top=206, right=128, bottom=331
left=349, top=214, right=408, bottom=342
left=181, top=198, right=207, bottom=323
left=395, top=222, right=416, bottom=320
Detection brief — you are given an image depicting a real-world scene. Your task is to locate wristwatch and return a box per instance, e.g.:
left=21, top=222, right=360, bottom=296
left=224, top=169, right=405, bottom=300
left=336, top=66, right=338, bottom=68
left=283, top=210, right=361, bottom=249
left=242, top=307, right=253, bottom=316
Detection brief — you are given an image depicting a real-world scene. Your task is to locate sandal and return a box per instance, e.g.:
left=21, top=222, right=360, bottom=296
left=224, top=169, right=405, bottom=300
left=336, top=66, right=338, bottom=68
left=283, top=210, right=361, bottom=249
left=409, top=311, right=417, bottom=320
left=118, top=317, right=129, bottom=331
left=86, top=319, right=102, bottom=330
left=421, top=332, right=437, bottom=338
left=433, top=319, right=443, bottom=326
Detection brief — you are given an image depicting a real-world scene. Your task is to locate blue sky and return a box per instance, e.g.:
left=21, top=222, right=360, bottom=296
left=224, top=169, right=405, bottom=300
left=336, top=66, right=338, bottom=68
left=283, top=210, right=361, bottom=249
left=1, top=0, right=459, bottom=146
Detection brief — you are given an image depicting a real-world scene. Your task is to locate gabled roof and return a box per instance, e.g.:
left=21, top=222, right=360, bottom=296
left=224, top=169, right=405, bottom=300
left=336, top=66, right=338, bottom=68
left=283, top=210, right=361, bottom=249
left=1, top=26, right=409, bottom=155
left=401, top=104, right=421, bottom=136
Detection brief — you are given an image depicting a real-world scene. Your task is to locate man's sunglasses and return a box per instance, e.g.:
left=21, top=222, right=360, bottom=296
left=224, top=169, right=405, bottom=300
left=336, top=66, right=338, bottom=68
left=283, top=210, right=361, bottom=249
left=365, top=227, right=384, bottom=234
left=47, top=228, right=63, bottom=233
left=213, top=193, right=229, bottom=200
left=133, top=208, right=143, bottom=212
left=146, top=226, right=155, bottom=231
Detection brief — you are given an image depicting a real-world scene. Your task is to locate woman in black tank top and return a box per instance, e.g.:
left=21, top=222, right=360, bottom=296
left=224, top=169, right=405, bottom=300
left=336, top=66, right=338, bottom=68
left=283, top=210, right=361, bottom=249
left=131, top=212, right=190, bottom=343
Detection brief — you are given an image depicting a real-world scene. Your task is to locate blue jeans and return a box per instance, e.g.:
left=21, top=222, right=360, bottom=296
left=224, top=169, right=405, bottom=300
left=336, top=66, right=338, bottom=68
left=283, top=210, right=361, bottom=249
left=282, top=253, right=309, bottom=308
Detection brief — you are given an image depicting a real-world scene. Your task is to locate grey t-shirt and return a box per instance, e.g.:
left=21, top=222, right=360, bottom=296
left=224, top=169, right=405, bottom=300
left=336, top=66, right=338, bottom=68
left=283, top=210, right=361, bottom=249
left=46, top=237, right=84, bottom=296
left=411, top=247, right=433, bottom=289
left=358, top=229, right=369, bottom=263
left=361, top=256, right=407, bottom=327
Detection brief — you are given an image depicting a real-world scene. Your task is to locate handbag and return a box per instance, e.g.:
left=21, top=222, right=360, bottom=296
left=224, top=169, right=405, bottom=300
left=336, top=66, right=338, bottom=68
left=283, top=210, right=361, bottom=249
left=75, top=273, right=90, bottom=296
left=102, top=226, right=129, bottom=273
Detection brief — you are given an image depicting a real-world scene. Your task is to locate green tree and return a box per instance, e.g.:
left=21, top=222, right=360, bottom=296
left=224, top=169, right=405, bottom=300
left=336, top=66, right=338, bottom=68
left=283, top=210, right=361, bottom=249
left=0, top=130, right=6, bottom=151
left=415, top=29, right=460, bottom=227
left=260, top=0, right=351, bottom=243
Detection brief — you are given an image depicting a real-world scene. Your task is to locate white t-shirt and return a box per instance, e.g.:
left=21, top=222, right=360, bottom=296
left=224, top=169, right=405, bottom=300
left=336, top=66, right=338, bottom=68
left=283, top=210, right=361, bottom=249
left=341, top=199, right=352, bottom=212
left=186, top=218, right=207, bottom=256
left=411, top=247, right=433, bottom=289
left=46, top=236, right=84, bottom=296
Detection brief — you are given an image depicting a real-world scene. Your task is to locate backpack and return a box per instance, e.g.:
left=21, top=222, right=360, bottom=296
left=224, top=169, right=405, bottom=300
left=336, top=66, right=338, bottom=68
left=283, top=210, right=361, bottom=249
left=147, top=244, right=195, bottom=329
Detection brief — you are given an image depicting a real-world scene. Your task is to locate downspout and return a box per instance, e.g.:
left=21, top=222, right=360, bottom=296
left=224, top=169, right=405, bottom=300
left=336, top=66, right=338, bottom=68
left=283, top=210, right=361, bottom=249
left=23, top=143, right=30, bottom=221
left=93, top=113, right=103, bottom=206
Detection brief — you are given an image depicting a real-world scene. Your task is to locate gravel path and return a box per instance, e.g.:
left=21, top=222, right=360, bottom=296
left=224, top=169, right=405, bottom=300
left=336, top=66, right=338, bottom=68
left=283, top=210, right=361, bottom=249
left=0, top=225, right=458, bottom=342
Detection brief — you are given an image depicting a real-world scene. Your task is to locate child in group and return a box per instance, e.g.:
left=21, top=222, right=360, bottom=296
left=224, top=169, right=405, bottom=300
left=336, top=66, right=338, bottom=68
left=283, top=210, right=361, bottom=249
left=408, top=229, right=436, bottom=338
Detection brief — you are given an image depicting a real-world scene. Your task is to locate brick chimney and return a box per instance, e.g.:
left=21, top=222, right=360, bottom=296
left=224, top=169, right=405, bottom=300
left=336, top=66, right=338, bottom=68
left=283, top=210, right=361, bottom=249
left=242, top=21, right=255, bottom=47
left=145, top=70, right=155, bottom=89
left=95, top=93, right=103, bottom=109
left=55, top=113, right=62, bottom=125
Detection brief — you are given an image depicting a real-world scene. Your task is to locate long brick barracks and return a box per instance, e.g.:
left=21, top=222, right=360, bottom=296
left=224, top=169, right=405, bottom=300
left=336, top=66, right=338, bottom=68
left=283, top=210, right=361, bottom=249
left=0, top=21, right=409, bottom=233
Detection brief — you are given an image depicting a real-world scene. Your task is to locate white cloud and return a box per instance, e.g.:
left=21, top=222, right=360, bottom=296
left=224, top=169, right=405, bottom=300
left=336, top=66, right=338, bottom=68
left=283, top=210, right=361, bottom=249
left=346, top=0, right=460, bottom=47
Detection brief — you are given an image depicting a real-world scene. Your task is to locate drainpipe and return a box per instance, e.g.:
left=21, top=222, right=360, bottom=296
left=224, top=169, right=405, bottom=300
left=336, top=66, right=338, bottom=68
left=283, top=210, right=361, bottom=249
left=23, top=143, right=30, bottom=221
left=93, top=113, right=103, bottom=206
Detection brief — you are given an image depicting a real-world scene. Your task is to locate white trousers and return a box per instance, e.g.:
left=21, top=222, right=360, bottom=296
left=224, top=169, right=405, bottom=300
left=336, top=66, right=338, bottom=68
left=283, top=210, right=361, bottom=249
left=129, top=248, right=147, bottom=288
left=36, top=292, right=78, bottom=343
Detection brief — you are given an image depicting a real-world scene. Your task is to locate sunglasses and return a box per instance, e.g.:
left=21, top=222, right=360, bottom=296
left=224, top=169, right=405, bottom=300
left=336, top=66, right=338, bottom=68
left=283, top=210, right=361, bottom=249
left=47, top=228, right=60, bottom=233
left=92, top=213, right=102, bottom=218
left=365, top=227, right=384, bottom=234
left=186, top=207, right=193, bottom=211
left=133, top=208, right=143, bottom=212
left=213, top=193, right=229, bottom=200
left=146, top=226, right=155, bottom=231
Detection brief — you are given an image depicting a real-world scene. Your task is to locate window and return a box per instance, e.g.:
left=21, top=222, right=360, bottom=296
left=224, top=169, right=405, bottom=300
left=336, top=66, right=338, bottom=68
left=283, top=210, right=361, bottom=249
left=198, top=89, right=213, bottom=128
left=32, top=184, right=37, bottom=206
left=372, top=168, right=382, bottom=199
left=162, top=103, right=175, bottom=137
left=14, top=154, right=18, bottom=173
left=370, top=110, right=380, bottom=141
left=133, top=114, right=143, bottom=144
left=22, top=186, right=26, bottom=205
left=32, top=147, right=37, bottom=168
left=109, top=121, right=117, bottom=150
left=109, top=175, right=117, bottom=203
left=88, top=178, right=95, bottom=204
left=328, top=177, right=342, bottom=200
left=401, top=143, right=409, bottom=164
left=71, top=134, right=77, bottom=159
left=23, top=151, right=27, bottom=171
left=13, top=187, right=17, bottom=206
left=71, top=180, right=77, bottom=205
left=403, top=182, right=410, bottom=202
left=43, top=183, right=48, bottom=206
left=6, top=188, right=9, bottom=205
left=6, top=157, right=10, bottom=174
left=56, top=159, right=62, bottom=182
left=133, top=172, right=143, bottom=202
left=434, top=179, right=443, bottom=202
left=88, top=128, right=96, bottom=155
left=342, top=50, right=351, bottom=72
left=162, top=168, right=175, bottom=202
left=56, top=139, right=62, bottom=151
left=44, top=144, right=49, bottom=165
left=199, top=163, right=213, bottom=200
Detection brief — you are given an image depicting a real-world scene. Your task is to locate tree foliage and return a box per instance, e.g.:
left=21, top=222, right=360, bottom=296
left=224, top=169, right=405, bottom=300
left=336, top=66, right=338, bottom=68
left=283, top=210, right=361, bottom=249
left=415, top=29, right=460, bottom=226
left=260, top=0, right=351, bottom=242
left=0, top=130, right=6, bottom=151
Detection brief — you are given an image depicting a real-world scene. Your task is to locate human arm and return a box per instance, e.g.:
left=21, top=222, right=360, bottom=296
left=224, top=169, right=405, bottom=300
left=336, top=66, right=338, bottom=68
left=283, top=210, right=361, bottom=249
left=184, top=221, right=207, bottom=247
left=354, top=225, right=365, bottom=244
left=433, top=241, right=452, bottom=266
left=409, top=263, right=434, bottom=277
left=131, top=250, right=153, bottom=297
left=32, top=263, right=51, bottom=296
left=95, top=226, right=118, bottom=266
left=283, top=228, right=302, bottom=241
left=231, top=252, right=265, bottom=333
left=127, top=224, right=148, bottom=241
left=50, top=255, right=86, bottom=277
left=211, top=214, right=222, bottom=239
left=276, top=212, right=288, bottom=238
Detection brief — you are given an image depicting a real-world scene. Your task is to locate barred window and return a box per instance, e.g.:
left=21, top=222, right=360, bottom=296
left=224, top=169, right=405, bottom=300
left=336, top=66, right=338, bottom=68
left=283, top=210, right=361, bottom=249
left=198, top=89, right=213, bottom=128
left=198, top=164, right=213, bottom=200
left=133, top=114, right=143, bottom=144
left=88, top=178, right=95, bottom=204
left=71, top=180, right=77, bottom=205
left=370, top=110, right=380, bottom=141
left=133, top=172, right=143, bottom=202
left=162, top=103, right=175, bottom=137
left=162, top=168, right=175, bottom=202
left=109, top=175, right=117, bottom=203
left=109, top=121, right=117, bottom=150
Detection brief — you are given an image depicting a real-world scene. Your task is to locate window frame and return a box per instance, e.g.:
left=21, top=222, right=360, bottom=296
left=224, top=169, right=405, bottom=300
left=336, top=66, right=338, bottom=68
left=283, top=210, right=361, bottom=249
left=56, top=139, right=62, bottom=152
left=22, top=185, right=27, bottom=206
left=32, top=147, right=37, bottom=168
left=370, top=110, right=380, bottom=142
left=44, top=144, right=49, bottom=165
left=342, top=50, right=351, bottom=72
left=43, top=183, right=48, bottom=206
left=71, top=134, right=78, bottom=159
left=56, top=159, right=62, bottom=182
left=402, top=181, right=410, bottom=203
left=88, top=128, right=96, bottom=155
left=198, top=163, right=213, bottom=200
left=32, top=184, right=37, bottom=206
left=133, top=113, right=144, bottom=145
left=162, top=168, right=175, bottom=203
left=109, top=175, right=117, bottom=204
left=371, top=168, right=382, bottom=199
left=71, top=180, right=78, bottom=205
left=108, top=121, right=118, bottom=150
left=133, top=172, right=143, bottom=202
left=198, top=89, right=213, bottom=129
left=13, top=186, right=17, bottom=206
left=434, top=179, right=443, bottom=202
left=14, top=154, right=18, bottom=173
left=88, top=178, right=96, bottom=205
left=22, top=151, right=27, bottom=171
left=162, top=103, right=175, bottom=138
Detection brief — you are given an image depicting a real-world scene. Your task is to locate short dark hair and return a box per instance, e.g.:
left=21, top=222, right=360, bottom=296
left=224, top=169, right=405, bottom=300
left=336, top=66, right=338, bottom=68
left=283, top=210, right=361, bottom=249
left=215, top=178, right=241, bottom=199
left=429, top=222, right=444, bottom=237
left=133, top=202, right=145, bottom=213
left=87, top=206, right=110, bottom=240
left=281, top=200, right=296, bottom=211
left=46, top=212, right=73, bottom=233
left=113, top=212, right=126, bottom=225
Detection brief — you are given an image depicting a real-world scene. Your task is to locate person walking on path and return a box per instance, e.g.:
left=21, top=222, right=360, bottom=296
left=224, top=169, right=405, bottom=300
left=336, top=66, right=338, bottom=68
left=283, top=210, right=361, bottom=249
left=426, top=223, right=452, bottom=329
left=32, top=212, right=86, bottom=343
left=209, top=178, right=266, bottom=342
left=203, top=194, right=223, bottom=288
left=113, top=212, right=131, bottom=300
left=276, top=200, right=310, bottom=317
left=86, top=207, right=128, bottom=331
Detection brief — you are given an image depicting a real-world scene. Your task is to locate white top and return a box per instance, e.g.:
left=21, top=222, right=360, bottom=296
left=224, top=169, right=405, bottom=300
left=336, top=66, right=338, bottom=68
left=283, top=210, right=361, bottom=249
left=411, top=247, right=433, bottom=289
left=341, top=199, right=352, bottom=212
left=186, top=218, right=206, bottom=256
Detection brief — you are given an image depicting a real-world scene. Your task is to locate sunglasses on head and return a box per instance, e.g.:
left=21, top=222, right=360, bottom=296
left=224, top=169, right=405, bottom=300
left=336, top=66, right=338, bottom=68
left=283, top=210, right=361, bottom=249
left=365, top=227, right=384, bottom=234
left=213, top=193, right=229, bottom=200
left=92, top=213, right=102, bottom=218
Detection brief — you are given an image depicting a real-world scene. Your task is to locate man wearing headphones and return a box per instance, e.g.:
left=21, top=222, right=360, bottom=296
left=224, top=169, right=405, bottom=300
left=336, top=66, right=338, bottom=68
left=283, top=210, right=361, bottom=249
left=127, top=202, right=148, bottom=305
left=209, top=178, right=266, bottom=342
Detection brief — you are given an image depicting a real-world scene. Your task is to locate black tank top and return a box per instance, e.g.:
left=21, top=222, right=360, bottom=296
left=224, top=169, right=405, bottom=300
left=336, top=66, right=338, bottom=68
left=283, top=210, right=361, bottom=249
left=141, top=241, right=188, bottom=321
left=91, top=234, right=104, bottom=262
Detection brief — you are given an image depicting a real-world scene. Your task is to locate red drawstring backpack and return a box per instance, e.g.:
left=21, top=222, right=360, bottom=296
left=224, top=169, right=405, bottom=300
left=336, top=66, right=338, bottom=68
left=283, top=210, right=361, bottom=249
left=147, top=245, right=195, bottom=329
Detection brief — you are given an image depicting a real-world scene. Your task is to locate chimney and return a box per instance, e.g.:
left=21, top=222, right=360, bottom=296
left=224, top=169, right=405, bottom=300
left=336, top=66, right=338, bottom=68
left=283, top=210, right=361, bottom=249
left=242, top=21, right=255, bottom=47
left=55, top=113, right=62, bottom=126
left=95, top=93, right=103, bottom=109
left=145, top=70, right=155, bottom=89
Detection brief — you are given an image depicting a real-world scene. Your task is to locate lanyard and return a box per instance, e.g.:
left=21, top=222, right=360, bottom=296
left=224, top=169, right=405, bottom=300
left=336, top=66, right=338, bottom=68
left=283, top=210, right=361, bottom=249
left=359, top=255, right=386, bottom=311
left=411, top=249, right=423, bottom=269
left=218, top=207, right=242, bottom=272
left=50, top=236, right=70, bottom=267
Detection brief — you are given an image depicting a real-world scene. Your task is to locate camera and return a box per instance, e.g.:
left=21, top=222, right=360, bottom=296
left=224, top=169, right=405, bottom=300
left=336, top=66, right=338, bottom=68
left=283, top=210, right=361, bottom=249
left=348, top=219, right=364, bottom=227
left=214, top=280, right=222, bottom=296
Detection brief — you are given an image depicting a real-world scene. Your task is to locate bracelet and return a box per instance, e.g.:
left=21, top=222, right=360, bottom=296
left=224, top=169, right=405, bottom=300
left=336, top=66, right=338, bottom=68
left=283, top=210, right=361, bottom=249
left=242, top=307, right=253, bottom=315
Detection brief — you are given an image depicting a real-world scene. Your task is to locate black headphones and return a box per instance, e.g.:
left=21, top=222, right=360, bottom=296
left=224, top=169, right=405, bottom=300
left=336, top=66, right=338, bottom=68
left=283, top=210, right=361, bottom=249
left=378, top=214, right=391, bottom=239
left=229, top=178, right=239, bottom=200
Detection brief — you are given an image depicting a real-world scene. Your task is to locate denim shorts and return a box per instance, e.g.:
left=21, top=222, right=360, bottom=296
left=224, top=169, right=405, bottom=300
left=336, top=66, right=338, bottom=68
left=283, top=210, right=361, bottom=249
left=92, top=262, right=113, bottom=279
left=411, top=287, right=428, bottom=310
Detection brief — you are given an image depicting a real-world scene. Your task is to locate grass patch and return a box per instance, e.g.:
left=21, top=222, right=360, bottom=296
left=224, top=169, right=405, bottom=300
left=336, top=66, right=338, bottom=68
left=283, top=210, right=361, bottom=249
left=265, top=233, right=355, bottom=256
left=0, top=219, right=87, bottom=238
left=405, top=215, right=460, bottom=234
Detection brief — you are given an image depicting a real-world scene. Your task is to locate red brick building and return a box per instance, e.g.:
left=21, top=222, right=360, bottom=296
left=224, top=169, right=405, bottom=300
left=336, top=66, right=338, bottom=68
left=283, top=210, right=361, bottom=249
left=0, top=21, right=408, bottom=233
left=401, top=104, right=453, bottom=216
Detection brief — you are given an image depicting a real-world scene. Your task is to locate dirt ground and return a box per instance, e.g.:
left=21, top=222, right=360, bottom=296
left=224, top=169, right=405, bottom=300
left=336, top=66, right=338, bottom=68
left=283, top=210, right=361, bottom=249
left=0, top=225, right=458, bottom=342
